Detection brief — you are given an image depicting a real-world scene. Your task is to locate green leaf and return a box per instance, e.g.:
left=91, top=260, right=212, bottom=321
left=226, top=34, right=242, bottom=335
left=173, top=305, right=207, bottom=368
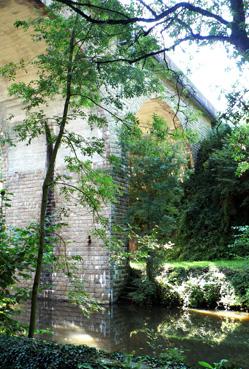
left=198, top=361, right=213, bottom=369
left=78, top=364, right=94, bottom=369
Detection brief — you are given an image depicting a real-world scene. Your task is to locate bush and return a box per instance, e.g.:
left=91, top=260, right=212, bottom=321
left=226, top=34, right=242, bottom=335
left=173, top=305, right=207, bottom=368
left=177, top=126, right=249, bottom=260
left=121, top=115, right=187, bottom=242
left=157, top=281, right=183, bottom=308
left=156, top=263, right=249, bottom=310
left=228, top=226, right=249, bottom=258
left=128, top=275, right=157, bottom=304
left=0, top=335, right=190, bottom=369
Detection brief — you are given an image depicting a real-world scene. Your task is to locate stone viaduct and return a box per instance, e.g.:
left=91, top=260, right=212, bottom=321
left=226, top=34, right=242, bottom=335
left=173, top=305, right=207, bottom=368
left=0, top=0, right=216, bottom=303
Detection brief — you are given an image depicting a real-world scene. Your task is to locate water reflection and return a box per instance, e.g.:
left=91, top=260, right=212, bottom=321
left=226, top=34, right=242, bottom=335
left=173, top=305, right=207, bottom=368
left=17, top=300, right=249, bottom=368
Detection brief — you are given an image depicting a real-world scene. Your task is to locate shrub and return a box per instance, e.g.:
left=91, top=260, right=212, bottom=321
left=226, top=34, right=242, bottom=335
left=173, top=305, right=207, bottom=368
left=128, top=275, right=157, bottom=304
left=156, top=264, right=249, bottom=310
left=228, top=226, right=249, bottom=258
left=0, top=335, right=190, bottom=369
left=177, top=126, right=249, bottom=260
left=157, top=281, right=183, bottom=308
left=121, top=115, right=187, bottom=242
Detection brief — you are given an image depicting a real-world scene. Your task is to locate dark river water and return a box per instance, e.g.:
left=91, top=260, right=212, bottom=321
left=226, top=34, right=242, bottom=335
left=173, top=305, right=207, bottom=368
left=18, top=300, right=249, bottom=368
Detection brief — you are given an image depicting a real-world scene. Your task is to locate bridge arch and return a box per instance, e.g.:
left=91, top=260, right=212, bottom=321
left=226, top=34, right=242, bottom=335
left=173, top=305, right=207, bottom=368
left=134, top=97, right=194, bottom=167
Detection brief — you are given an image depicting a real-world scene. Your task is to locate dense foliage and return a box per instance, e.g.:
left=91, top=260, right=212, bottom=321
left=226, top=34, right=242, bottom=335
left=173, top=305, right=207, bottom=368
left=121, top=118, right=190, bottom=304
left=156, top=260, right=249, bottom=310
left=55, top=0, right=249, bottom=59
left=176, top=125, right=249, bottom=260
left=0, top=190, right=65, bottom=334
left=0, top=189, right=37, bottom=334
left=122, top=115, right=187, bottom=241
left=0, top=335, right=191, bottom=369
left=0, top=335, right=243, bottom=369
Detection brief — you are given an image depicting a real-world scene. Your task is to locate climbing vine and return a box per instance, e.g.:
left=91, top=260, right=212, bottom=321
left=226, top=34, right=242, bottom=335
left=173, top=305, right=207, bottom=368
left=177, top=125, right=249, bottom=260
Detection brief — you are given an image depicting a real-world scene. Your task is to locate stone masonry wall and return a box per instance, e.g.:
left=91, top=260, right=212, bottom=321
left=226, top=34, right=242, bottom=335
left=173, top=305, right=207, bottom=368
left=1, top=96, right=114, bottom=303
left=0, top=0, right=215, bottom=304
left=51, top=191, right=112, bottom=302
left=0, top=95, right=214, bottom=304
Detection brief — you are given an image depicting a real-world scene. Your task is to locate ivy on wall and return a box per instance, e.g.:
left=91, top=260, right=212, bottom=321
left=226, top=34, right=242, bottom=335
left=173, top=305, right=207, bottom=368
left=177, top=125, right=249, bottom=260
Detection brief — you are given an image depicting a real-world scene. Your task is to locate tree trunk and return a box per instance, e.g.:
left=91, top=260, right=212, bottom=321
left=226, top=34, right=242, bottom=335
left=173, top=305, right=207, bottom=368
left=28, top=176, right=51, bottom=337
left=28, top=20, right=76, bottom=338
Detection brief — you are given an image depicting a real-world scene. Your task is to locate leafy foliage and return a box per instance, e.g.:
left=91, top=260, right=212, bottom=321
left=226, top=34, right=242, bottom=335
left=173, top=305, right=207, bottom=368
left=226, top=124, right=249, bottom=176
left=122, top=115, right=187, bottom=242
left=0, top=189, right=34, bottom=334
left=176, top=125, right=249, bottom=260
left=127, top=232, right=176, bottom=304
left=0, top=189, right=76, bottom=334
left=129, top=231, right=174, bottom=271
left=219, top=89, right=249, bottom=129
left=0, top=335, right=190, bottom=369
left=156, top=261, right=249, bottom=310
left=128, top=273, right=157, bottom=305
left=228, top=226, right=249, bottom=258
left=199, top=359, right=230, bottom=369
left=54, top=0, right=249, bottom=59
left=121, top=116, right=190, bottom=303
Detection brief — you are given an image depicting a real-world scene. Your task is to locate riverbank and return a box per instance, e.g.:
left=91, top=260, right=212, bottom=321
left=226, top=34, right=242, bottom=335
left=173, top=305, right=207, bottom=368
left=0, top=334, right=190, bottom=369
left=156, top=259, right=249, bottom=310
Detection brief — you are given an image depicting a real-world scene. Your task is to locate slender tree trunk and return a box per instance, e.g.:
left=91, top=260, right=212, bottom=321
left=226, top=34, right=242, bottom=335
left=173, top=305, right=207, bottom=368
left=28, top=175, right=51, bottom=337
left=41, top=124, right=56, bottom=289
left=28, top=21, right=76, bottom=338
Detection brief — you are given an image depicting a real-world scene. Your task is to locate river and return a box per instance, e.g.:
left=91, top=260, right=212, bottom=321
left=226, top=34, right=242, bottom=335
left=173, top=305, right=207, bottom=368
left=18, top=300, right=249, bottom=368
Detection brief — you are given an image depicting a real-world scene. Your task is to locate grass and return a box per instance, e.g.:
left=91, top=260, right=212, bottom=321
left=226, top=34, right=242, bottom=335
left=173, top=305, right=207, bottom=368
left=131, top=259, right=249, bottom=272
left=130, top=261, right=146, bottom=271
left=163, top=259, right=249, bottom=270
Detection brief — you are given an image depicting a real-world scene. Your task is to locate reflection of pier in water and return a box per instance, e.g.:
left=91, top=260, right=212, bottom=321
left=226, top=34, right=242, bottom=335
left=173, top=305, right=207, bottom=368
left=17, top=300, right=249, bottom=367
left=19, top=300, right=160, bottom=352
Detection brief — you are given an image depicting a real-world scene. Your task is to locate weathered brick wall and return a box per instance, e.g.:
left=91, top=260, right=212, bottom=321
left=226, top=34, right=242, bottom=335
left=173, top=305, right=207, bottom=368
left=107, top=117, right=130, bottom=302
left=0, top=0, right=215, bottom=304
left=0, top=97, right=213, bottom=304
left=0, top=96, right=114, bottom=302
left=4, top=172, right=44, bottom=226
left=51, top=191, right=112, bottom=302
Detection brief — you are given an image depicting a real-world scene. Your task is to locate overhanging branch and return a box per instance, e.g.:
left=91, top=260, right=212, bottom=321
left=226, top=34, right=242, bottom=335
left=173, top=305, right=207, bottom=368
left=55, top=0, right=230, bottom=26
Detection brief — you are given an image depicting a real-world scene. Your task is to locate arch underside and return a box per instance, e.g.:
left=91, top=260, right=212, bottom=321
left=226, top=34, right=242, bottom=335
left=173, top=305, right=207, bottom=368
left=136, top=98, right=194, bottom=167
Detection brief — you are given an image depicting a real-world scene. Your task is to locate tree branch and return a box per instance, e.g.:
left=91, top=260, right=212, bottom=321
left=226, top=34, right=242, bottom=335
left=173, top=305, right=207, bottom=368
left=136, top=0, right=158, bottom=17
left=230, top=0, right=249, bottom=52
left=55, top=0, right=230, bottom=26
left=54, top=0, right=249, bottom=55
left=95, top=34, right=230, bottom=65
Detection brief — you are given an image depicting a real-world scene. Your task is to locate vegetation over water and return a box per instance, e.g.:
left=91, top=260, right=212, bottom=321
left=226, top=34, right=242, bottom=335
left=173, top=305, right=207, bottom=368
left=125, top=101, right=249, bottom=261
left=125, top=121, right=249, bottom=312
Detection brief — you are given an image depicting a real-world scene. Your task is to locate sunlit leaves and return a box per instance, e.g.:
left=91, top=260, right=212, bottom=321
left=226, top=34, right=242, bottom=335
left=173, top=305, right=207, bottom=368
left=122, top=115, right=187, bottom=241
left=58, top=157, right=117, bottom=213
